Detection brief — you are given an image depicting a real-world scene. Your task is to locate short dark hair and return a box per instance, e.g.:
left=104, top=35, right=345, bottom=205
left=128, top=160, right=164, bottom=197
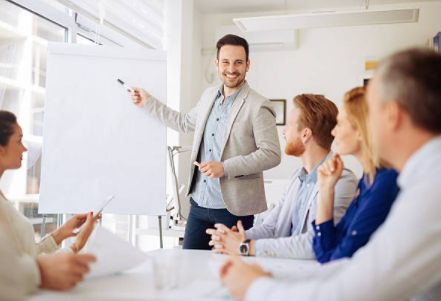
left=293, top=94, right=339, bottom=150
left=376, top=48, right=441, bottom=134
left=216, top=34, right=249, bottom=62
left=0, top=110, right=18, bottom=146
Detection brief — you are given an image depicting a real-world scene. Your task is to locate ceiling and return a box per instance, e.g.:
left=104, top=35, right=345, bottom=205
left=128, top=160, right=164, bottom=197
left=194, top=0, right=441, bottom=14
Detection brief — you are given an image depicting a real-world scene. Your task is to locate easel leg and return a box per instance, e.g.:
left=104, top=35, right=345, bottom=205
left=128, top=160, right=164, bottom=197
left=40, top=215, right=47, bottom=238
left=158, top=216, right=163, bottom=249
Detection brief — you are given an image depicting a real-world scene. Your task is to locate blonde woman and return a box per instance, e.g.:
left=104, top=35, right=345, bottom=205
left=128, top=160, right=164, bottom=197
left=313, top=87, right=399, bottom=263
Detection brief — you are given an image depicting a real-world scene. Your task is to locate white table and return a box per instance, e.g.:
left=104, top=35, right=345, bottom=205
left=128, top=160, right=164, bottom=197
left=28, top=249, right=319, bottom=301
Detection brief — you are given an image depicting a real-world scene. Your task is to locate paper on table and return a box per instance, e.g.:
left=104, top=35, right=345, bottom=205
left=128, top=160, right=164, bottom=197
left=86, top=226, right=148, bottom=278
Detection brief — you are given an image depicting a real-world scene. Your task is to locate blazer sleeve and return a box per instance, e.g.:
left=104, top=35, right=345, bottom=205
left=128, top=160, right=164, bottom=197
left=224, top=99, right=281, bottom=177
left=253, top=226, right=316, bottom=259
left=142, top=95, right=200, bottom=134
left=252, top=169, right=358, bottom=259
left=332, top=169, right=359, bottom=224
left=246, top=184, right=289, bottom=240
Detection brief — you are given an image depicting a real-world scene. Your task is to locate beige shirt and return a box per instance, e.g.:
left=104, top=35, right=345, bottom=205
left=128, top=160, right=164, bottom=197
left=0, top=195, right=60, bottom=257
left=0, top=194, right=64, bottom=295
left=0, top=197, right=36, bottom=300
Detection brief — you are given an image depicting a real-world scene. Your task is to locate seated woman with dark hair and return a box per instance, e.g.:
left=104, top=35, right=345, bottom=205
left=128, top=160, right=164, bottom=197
left=0, top=110, right=97, bottom=293
left=313, top=87, right=399, bottom=263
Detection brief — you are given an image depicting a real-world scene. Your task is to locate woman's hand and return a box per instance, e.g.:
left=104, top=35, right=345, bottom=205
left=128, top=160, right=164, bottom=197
left=72, top=212, right=97, bottom=252
left=315, top=153, right=344, bottom=224
left=318, top=153, right=344, bottom=190
left=51, top=214, right=89, bottom=245
left=51, top=213, right=100, bottom=247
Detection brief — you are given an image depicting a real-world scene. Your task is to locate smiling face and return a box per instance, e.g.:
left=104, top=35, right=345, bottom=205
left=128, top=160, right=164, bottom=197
left=283, top=108, right=306, bottom=157
left=331, top=107, right=362, bottom=156
left=0, top=124, right=27, bottom=171
left=215, top=45, right=250, bottom=94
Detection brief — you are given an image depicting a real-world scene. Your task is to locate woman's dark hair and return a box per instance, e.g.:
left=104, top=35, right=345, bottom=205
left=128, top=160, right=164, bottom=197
left=0, top=111, right=18, bottom=146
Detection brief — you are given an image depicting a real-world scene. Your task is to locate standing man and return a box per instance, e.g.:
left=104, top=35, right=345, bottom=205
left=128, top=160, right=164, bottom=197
left=129, top=35, right=281, bottom=249
left=220, top=48, right=441, bottom=301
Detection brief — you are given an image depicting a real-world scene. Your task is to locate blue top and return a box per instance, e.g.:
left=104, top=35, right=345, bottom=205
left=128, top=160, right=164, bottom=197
left=192, top=84, right=245, bottom=209
left=312, top=168, right=399, bottom=263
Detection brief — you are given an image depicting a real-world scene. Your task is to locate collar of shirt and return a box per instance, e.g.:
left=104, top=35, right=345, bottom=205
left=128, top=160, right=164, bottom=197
left=398, top=135, right=441, bottom=189
left=217, top=81, right=248, bottom=104
left=298, top=152, right=332, bottom=184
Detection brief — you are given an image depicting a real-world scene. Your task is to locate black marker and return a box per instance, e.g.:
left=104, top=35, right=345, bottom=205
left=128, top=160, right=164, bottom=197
left=117, top=78, right=134, bottom=92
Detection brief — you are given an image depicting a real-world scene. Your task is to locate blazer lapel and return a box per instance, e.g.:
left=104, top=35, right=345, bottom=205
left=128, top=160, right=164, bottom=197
left=192, top=87, right=219, bottom=151
left=220, top=83, right=250, bottom=155
left=300, top=183, right=319, bottom=228
left=298, top=152, right=333, bottom=226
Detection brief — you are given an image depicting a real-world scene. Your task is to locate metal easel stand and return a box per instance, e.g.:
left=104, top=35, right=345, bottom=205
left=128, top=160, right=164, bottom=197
left=151, top=145, right=191, bottom=249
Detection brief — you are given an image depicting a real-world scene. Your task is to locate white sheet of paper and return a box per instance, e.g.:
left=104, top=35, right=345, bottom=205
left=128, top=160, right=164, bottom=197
left=86, top=226, right=148, bottom=278
left=93, top=196, right=115, bottom=218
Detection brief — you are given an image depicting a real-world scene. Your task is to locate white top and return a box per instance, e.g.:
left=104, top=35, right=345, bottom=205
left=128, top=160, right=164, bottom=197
left=0, top=206, right=28, bottom=301
left=246, top=136, right=441, bottom=301
left=0, top=195, right=69, bottom=294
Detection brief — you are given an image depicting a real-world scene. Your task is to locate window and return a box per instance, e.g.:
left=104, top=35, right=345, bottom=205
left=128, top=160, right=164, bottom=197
left=0, top=0, right=169, bottom=250
left=0, top=0, right=67, bottom=240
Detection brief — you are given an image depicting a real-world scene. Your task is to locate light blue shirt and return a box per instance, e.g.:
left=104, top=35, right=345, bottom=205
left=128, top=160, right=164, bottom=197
left=291, top=155, right=328, bottom=236
left=192, top=84, right=245, bottom=209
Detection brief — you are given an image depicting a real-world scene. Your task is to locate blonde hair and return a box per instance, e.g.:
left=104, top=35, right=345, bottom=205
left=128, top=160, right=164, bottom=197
left=343, top=87, right=378, bottom=184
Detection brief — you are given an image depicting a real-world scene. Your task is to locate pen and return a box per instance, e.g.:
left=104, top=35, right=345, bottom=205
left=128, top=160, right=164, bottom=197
left=117, top=78, right=134, bottom=92
left=193, top=161, right=201, bottom=167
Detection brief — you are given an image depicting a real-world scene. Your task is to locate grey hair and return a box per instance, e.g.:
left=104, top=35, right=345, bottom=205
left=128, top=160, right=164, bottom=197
left=375, top=48, right=441, bottom=134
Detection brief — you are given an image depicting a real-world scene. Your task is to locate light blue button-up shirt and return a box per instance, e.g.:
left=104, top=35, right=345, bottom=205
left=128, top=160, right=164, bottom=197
left=291, top=154, right=329, bottom=236
left=192, top=84, right=245, bottom=209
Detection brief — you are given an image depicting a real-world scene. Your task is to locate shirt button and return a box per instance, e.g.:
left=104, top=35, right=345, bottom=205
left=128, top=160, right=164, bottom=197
left=216, top=118, right=219, bottom=121
left=209, top=149, right=212, bottom=152
left=212, top=133, right=214, bottom=136
left=352, top=230, right=357, bottom=236
left=317, top=232, right=321, bottom=237
left=316, top=226, right=320, bottom=230
left=204, top=180, right=206, bottom=183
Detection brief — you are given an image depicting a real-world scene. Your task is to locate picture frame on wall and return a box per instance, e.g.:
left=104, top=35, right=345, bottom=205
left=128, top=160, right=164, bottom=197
left=270, top=99, right=286, bottom=126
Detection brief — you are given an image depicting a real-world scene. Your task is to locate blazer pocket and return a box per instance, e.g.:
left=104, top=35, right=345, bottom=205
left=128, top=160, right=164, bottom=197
left=235, top=173, right=260, bottom=180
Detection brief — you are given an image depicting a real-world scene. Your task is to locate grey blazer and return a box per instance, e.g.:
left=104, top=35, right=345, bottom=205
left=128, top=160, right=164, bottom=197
left=246, top=164, right=358, bottom=259
left=142, top=82, right=281, bottom=216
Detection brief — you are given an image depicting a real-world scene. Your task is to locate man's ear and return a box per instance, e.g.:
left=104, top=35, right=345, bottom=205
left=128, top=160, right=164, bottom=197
left=386, top=102, right=402, bottom=131
left=302, top=128, right=312, bottom=143
left=246, top=59, right=250, bottom=72
left=215, top=58, right=219, bottom=71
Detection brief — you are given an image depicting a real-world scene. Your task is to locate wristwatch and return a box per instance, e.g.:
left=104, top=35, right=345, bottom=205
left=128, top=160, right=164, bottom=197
left=239, top=239, right=251, bottom=256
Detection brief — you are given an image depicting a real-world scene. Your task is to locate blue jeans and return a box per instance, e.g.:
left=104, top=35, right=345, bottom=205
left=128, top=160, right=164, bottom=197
left=182, top=198, right=254, bottom=250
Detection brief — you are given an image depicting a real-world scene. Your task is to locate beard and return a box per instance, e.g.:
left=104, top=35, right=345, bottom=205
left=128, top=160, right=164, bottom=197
left=221, top=72, right=245, bottom=89
left=285, top=136, right=305, bottom=157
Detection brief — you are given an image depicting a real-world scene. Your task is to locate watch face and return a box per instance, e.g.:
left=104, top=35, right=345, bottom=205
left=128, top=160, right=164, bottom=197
left=240, top=243, right=248, bottom=254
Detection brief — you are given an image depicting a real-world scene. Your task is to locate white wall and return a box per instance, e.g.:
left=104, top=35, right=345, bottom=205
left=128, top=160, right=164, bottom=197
left=192, top=1, right=441, bottom=180
left=164, top=0, right=203, bottom=218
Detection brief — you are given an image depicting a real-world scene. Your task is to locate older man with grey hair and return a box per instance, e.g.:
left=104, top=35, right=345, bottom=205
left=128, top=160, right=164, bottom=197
left=220, top=48, right=441, bottom=301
